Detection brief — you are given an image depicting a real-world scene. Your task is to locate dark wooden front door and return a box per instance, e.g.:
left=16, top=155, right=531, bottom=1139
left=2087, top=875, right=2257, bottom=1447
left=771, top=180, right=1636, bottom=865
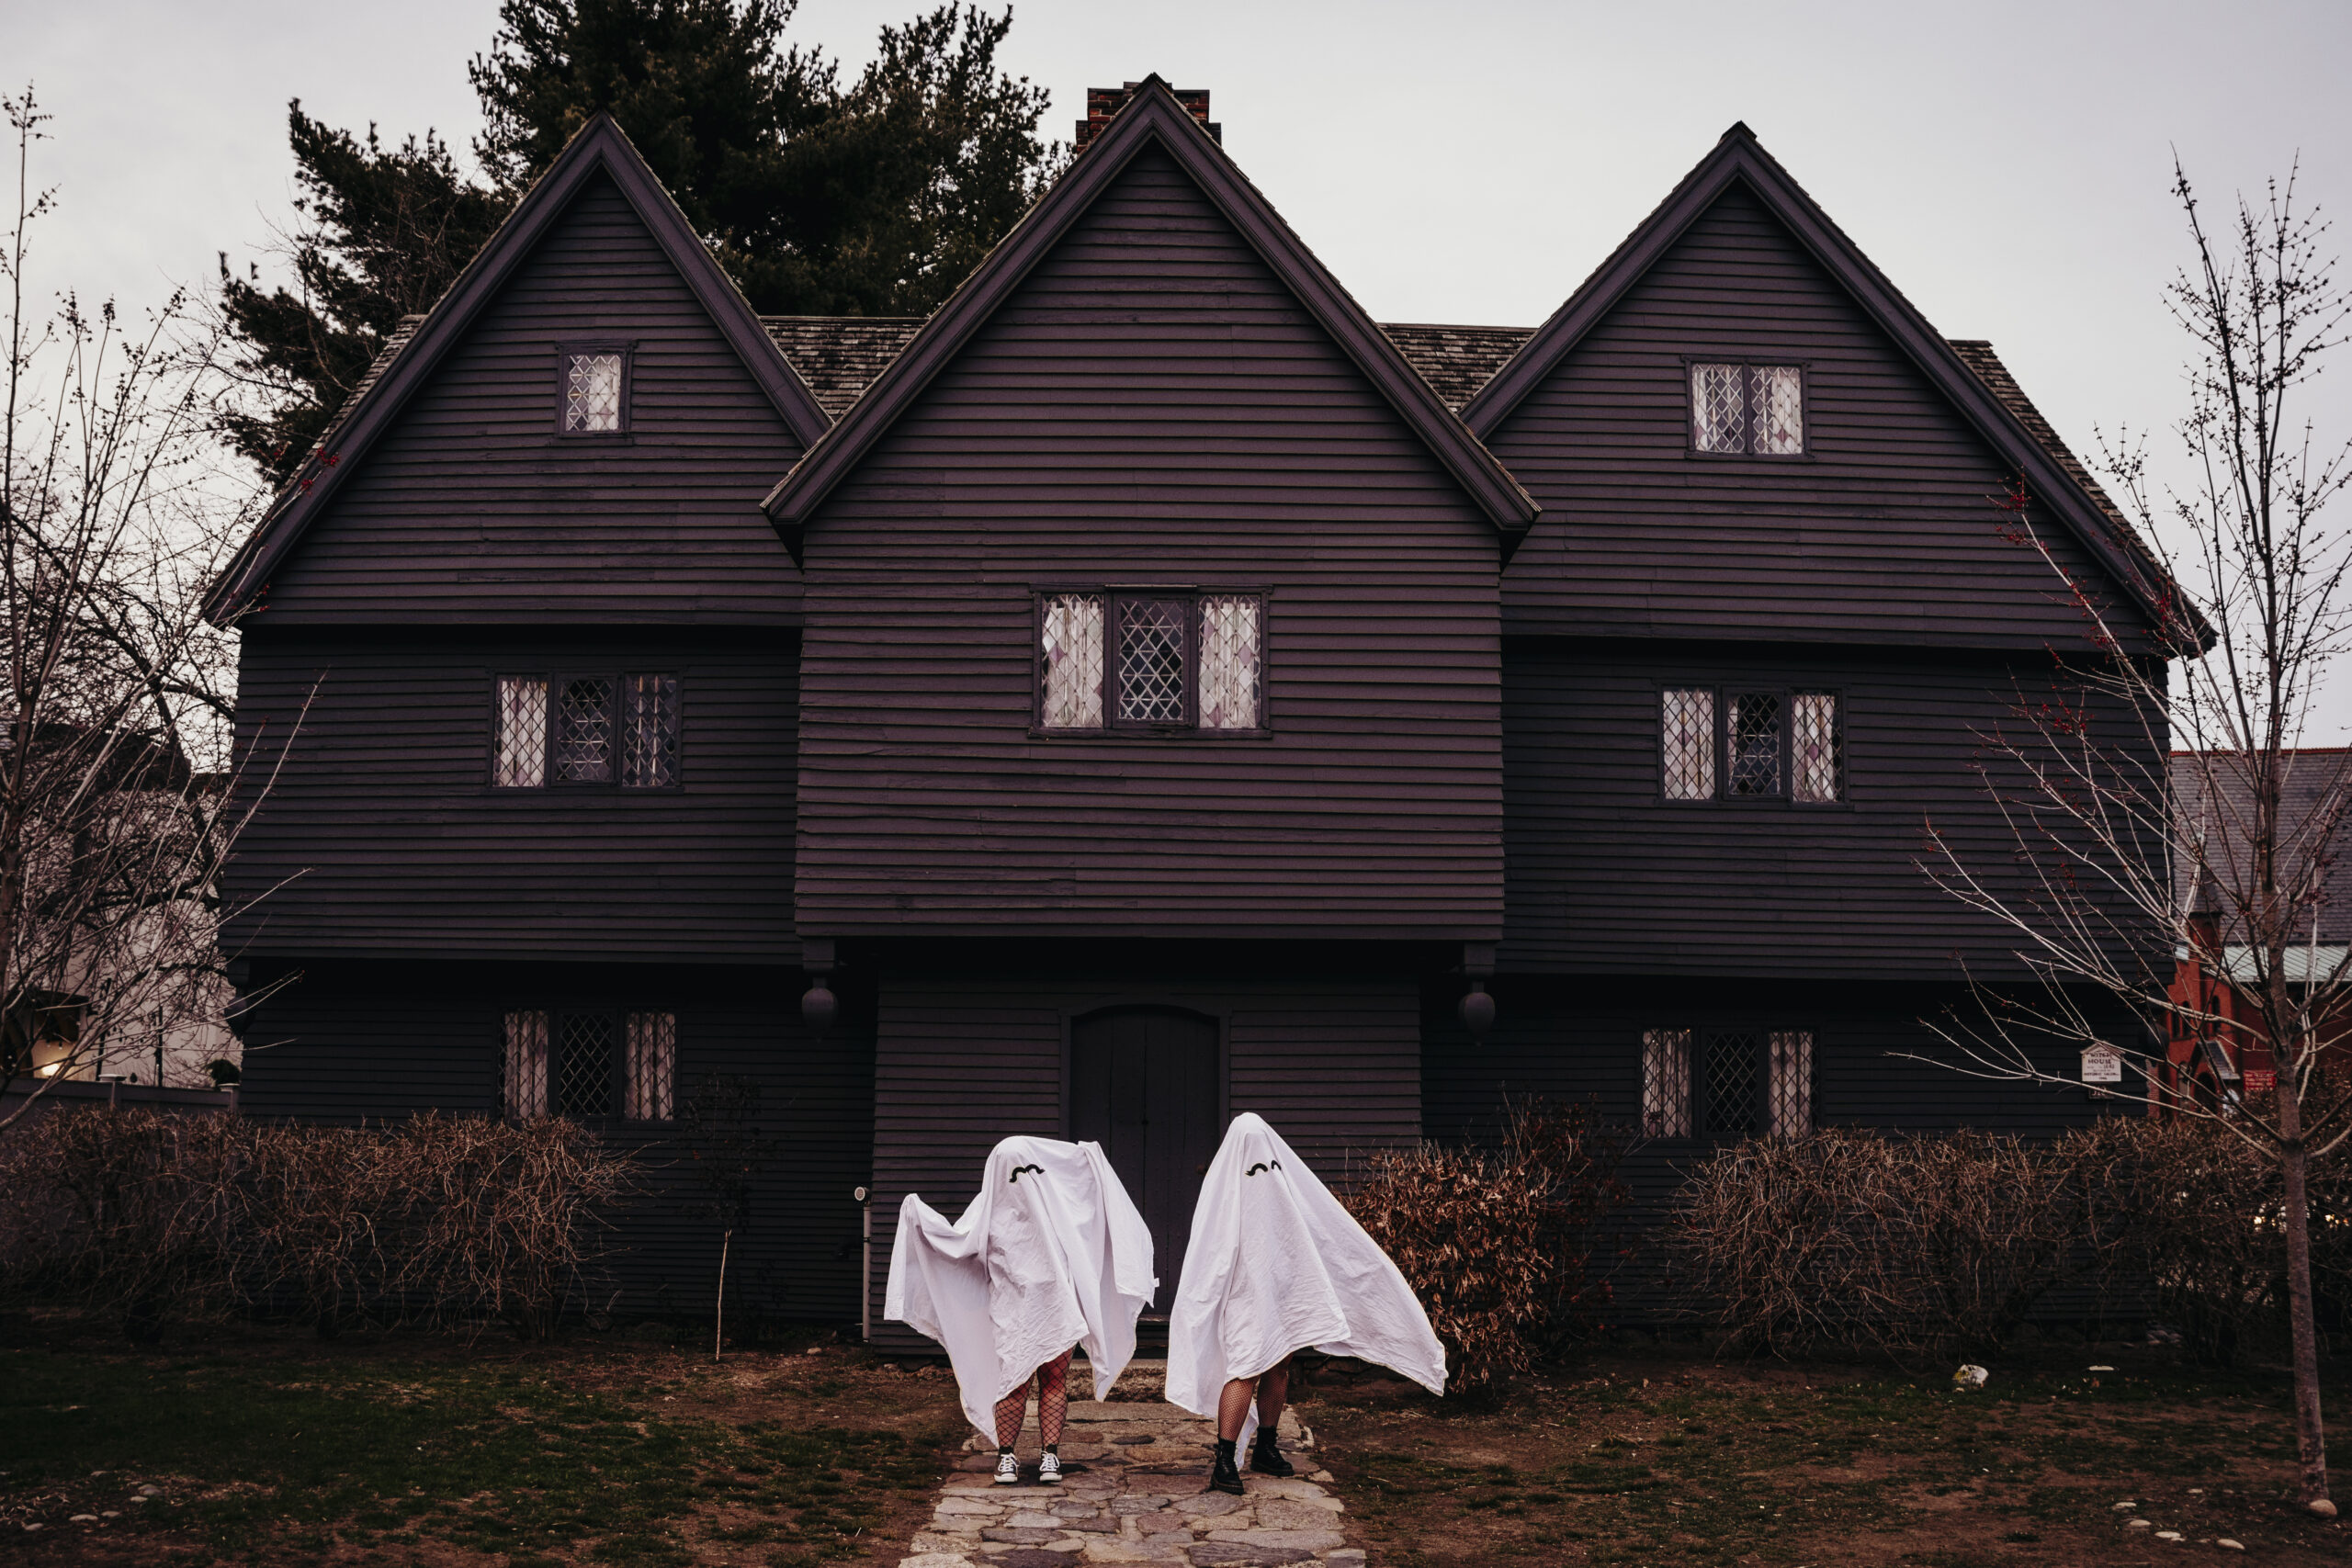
left=1069, top=1007, right=1221, bottom=1312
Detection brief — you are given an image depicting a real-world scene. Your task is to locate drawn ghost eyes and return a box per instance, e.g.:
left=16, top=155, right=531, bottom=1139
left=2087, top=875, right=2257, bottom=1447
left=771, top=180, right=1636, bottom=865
left=1007, top=1163, right=1046, bottom=1184
left=1244, top=1159, right=1283, bottom=1177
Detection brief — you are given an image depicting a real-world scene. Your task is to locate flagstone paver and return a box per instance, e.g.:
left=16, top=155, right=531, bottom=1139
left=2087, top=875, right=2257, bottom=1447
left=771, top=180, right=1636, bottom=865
left=898, top=1372, right=1364, bottom=1568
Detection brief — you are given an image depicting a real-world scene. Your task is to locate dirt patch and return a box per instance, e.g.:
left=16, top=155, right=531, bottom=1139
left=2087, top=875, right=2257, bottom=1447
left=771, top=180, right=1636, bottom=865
left=0, top=1314, right=967, bottom=1566
left=1299, top=1343, right=2349, bottom=1567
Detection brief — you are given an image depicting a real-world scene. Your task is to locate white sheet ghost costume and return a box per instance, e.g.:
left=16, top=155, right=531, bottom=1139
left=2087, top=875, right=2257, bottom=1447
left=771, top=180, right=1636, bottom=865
left=885, top=1135, right=1157, bottom=1438
left=1167, top=1113, right=1447, bottom=1443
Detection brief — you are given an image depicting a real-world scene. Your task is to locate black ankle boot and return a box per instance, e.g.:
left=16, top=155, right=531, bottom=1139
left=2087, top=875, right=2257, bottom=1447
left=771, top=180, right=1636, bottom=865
left=1250, top=1429, right=1295, bottom=1477
left=1209, top=1438, right=1245, bottom=1495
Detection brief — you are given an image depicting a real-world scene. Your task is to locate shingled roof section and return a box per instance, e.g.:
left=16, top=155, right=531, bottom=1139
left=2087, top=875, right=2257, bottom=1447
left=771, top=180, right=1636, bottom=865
left=1378, top=323, right=1536, bottom=412
left=1947, top=340, right=2135, bottom=537
left=2173, top=748, right=2352, bottom=944
left=761, top=316, right=926, bottom=416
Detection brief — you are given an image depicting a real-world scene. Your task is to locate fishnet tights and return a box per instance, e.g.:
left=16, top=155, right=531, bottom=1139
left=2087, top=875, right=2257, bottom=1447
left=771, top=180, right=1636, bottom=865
left=1216, top=1361, right=1290, bottom=1442
left=994, top=1348, right=1073, bottom=1449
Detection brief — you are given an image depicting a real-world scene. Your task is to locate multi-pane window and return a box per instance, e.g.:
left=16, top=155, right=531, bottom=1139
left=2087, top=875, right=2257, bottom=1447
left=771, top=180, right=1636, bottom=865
left=1641, top=1028, right=1693, bottom=1137
left=492, top=672, right=681, bottom=788
left=1642, top=1025, right=1815, bottom=1139
left=1659, top=686, right=1840, bottom=804
left=1036, top=591, right=1263, bottom=733
left=504, top=1008, right=675, bottom=1123
left=1690, top=363, right=1805, bottom=456
left=563, top=351, right=625, bottom=434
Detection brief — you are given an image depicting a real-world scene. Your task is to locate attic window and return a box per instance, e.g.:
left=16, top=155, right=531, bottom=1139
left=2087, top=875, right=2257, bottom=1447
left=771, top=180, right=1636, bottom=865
left=1036, top=590, right=1264, bottom=735
left=561, top=349, right=628, bottom=434
left=1690, top=363, right=1804, bottom=456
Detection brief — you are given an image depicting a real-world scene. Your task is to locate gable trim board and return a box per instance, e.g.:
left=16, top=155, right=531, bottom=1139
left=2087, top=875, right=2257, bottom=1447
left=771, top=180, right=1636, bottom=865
left=759, top=75, right=1539, bottom=550
left=205, top=115, right=832, bottom=626
left=1461, top=122, right=2188, bottom=649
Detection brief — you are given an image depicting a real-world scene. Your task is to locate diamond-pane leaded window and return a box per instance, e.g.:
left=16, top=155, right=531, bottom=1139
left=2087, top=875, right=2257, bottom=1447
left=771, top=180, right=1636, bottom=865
left=1767, top=1030, right=1815, bottom=1134
left=1116, top=599, right=1188, bottom=723
left=495, top=677, right=548, bottom=788
left=555, top=678, right=614, bottom=783
left=625, top=1011, right=675, bottom=1122
left=1039, top=594, right=1105, bottom=729
left=1661, top=688, right=1716, bottom=800
left=1690, top=362, right=1803, bottom=454
left=556, top=1012, right=615, bottom=1119
left=1691, top=363, right=1745, bottom=453
left=1702, top=1031, right=1761, bottom=1136
left=1197, top=595, right=1261, bottom=729
left=1727, top=692, right=1782, bottom=797
left=1642, top=1028, right=1693, bottom=1137
left=623, top=674, right=679, bottom=788
left=503, top=1010, right=549, bottom=1119
left=565, top=353, right=623, bottom=433
left=1792, top=692, right=1840, bottom=803
left=1752, top=366, right=1804, bottom=455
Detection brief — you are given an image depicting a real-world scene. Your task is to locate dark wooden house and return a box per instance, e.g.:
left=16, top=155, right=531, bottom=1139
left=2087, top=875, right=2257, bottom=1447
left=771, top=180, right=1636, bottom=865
left=210, top=81, right=2175, bottom=1337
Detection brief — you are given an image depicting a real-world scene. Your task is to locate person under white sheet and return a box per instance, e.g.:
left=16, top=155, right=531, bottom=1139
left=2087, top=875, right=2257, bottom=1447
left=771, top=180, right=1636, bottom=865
left=884, top=1134, right=1155, bottom=1485
left=1165, top=1112, right=1447, bottom=1495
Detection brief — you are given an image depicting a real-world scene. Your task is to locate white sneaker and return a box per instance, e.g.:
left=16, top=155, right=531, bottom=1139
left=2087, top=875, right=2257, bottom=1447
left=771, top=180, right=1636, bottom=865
left=994, top=1451, right=1020, bottom=1485
left=1038, top=1451, right=1062, bottom=1484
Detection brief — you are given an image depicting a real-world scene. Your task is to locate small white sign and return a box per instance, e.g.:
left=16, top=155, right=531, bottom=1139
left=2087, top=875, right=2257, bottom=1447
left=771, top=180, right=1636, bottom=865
left=2081, top=1043, right=2126, bottom=1084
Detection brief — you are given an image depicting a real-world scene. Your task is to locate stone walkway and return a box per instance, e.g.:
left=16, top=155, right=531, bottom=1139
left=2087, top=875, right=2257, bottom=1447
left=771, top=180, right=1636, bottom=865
left=898, top=1371, right=1367, bottom=1568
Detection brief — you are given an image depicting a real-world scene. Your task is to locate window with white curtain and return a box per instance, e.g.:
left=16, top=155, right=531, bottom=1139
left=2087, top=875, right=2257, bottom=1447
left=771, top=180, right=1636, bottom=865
left=1036, top=590, right=1265, bottom=733
left=1689, top=362, right=1805, bottom=456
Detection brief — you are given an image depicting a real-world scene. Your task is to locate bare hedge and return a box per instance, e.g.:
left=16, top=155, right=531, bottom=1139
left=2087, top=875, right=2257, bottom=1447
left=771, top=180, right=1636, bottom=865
left=0, top=1108, right=635, bottom=1340
left=1669, top=1117, right=2352, bottom=1363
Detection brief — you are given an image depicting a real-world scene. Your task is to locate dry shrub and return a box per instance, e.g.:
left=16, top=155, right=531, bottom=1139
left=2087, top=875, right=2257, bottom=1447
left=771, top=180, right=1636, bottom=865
left=0, top=1108, right=634, bottom=1340
left=1669, top=1128, right=2109, bottom=1359
left=1347, top=1100, right=1629, bottom=1392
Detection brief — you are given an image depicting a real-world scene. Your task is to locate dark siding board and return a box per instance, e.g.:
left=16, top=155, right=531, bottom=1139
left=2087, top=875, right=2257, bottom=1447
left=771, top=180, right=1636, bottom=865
left=1494, top=186, right=2132, bottom=649
left=865, top=971, right=1421, bottom=1353
left=1423, top=976, right=2133, bottom=1317
left=254, top=172, right=805, bottom=626
left=798, top=148, right=1503, bottom=939
left=224, top=633, right=798, bottom=962
left=234, top=960, right=873, bottom=1323
left=1500, top=642, right=2159, bottom=978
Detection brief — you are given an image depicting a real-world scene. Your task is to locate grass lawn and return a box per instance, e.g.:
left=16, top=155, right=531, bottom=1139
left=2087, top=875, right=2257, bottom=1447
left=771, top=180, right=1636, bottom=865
left=1305, top=1342, right=2351, bottom=1567
left=0, top=1314, right=966, bottom=1567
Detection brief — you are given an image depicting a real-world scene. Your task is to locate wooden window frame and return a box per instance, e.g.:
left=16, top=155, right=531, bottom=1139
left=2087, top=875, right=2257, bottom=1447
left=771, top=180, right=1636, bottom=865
left=487, top=670, right=684, bottom=792
left=1030, top=586, right=1272, bottom=739
left=1681, top=357, right=1812, bottom=460
left=554, top=343, right=635, bottom=439
left=1643, top=1022, right=1818, bottom=1142
left=502, top=1005, right=676, bottom=1126
left=1654, top=682, right=1846, bottom=807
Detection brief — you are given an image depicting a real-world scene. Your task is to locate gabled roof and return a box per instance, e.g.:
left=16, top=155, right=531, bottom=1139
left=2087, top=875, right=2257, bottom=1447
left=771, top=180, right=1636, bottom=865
left=1381, top=323, right=1537, bottom=412
left=205, top=115, right=831, bottom=625
left=2173, top=748, right=2352, bottom=942
left=1460, top=122, right=2189, bottom=646
left=760, top=75, right=1539, bottom=545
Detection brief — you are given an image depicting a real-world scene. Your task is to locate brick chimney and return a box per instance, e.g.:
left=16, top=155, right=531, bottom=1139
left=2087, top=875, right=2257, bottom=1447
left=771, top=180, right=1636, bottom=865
left=1074, top=83, right=1220, bottom=151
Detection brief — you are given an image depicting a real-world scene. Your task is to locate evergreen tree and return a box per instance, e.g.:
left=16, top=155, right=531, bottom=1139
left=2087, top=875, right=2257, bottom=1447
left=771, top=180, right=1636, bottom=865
left=219, top=109, right=508, bottom=485
left=221, top=1, right=1061, bottom=483
left=469, top=0, right=1060, bottom=314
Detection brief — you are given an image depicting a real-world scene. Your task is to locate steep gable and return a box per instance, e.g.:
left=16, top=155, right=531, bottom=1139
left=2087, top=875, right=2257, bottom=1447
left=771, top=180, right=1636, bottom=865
left=1475, top=130, right=2177, bottom=651
left=209, top=118, right=827, bottom=626
left=786, top=118, right=1512, bottom=940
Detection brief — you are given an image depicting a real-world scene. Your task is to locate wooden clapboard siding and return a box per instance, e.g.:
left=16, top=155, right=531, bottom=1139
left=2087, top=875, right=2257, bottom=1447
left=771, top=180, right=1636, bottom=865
left=235, top=960, right=873, bottom=1321
left=1491, top=185, right=2126, bottom=649
left=224, top=631, right=799, bottom=962
left=796, top=146, right=1503, bottom=940
left=250, top=172, right=805, bottom=626
left=1421, top=976, right=2131, bottom=1316
left=865, top=968, right=1422, bottom=1351
left=1499, top=641, right=2159, bottom=978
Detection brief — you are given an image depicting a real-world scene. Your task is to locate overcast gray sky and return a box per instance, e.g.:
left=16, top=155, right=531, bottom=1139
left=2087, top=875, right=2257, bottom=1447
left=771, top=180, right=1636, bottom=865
left=15, top=0, right=2352, bottom=730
